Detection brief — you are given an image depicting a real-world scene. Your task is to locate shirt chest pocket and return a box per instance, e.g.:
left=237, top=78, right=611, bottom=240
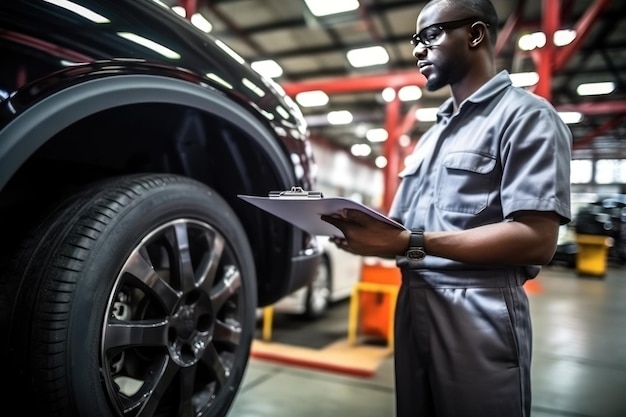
left=435, top=152, right=497, bottom=214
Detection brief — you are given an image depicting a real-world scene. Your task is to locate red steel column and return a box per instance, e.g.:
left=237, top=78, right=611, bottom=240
left=535, top=0, right=560, bottom=100
left=178, top=0, right=197, bottom=16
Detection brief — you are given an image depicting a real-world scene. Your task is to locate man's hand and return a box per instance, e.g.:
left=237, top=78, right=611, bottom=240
left=321, top=209, right=409, bottom=258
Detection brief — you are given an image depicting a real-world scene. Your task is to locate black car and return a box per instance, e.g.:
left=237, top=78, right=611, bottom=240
left=0, top=1, right=321, bottom=416
left=575, top=196, right=626, bottom=264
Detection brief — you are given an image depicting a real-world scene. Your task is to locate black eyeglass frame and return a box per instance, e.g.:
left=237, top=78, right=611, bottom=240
left=410, top=17, right=486, bottom=47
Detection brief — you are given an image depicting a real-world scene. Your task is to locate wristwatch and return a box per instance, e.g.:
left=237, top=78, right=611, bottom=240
left=405, top=230, right=426, bottom=261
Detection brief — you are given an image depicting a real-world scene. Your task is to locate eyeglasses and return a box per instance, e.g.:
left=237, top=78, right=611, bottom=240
left=410, top=17, right=483, bottom=48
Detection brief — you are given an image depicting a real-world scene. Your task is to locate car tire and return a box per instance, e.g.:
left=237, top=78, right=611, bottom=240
left=303, top=255, right=331, bottom=319
left=3, top=173, right=256, bottom=417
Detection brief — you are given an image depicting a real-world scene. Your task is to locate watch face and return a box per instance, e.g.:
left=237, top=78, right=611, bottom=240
left=406, top=248, right=426, bottom=261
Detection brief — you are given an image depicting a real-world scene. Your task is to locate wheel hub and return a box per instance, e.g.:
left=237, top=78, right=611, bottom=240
left=168, top=292, right=213, bottom=367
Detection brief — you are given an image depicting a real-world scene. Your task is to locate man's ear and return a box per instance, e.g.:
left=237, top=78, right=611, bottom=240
left=469, top=21, right=487, bottom=47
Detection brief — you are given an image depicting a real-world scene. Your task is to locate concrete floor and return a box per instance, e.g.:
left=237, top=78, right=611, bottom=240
left=229, top=265, right=626, bottom=417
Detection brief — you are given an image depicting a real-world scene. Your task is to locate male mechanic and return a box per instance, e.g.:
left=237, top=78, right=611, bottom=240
left=322, top=0, right=572, bottom=416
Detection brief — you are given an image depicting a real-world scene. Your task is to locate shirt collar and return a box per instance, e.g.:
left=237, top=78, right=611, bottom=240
left=436, top=70, right=512, bottom=121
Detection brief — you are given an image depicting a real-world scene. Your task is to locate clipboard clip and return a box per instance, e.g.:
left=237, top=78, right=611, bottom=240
left=269, top=186, right=323, bottom=199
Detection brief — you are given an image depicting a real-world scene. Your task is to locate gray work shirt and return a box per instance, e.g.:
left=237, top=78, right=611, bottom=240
left=389, top=70, right=572, bottom=276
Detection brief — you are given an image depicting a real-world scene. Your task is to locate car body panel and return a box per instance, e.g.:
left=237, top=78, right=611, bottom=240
left=0, top=0, right=321, bottom=306
left=272, top=237, right=363, bottom=315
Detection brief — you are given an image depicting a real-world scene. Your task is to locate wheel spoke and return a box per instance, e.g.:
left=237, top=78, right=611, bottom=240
left=196, top=231, right=225, bottom=291
left=165, top=222, right=197, bottom=293
left=214, top=318, right=242, bottom=348
left=176, top=366, right=198, bottom=417
left=124, top=249, right=181, bottom=312
left=210, top=266, right=242, bottom=312
left=104, top=319, right=168, bottom=351
left=200, top=344, right=228, bottom=389
left=131, top=357, right=180, bottom=417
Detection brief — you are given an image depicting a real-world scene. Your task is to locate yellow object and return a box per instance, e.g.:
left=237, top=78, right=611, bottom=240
left=575, top=234, right=614, bottom=277
left=262, top=306, right=274, bottom=341
left=347, top=281, right=399, bottom=352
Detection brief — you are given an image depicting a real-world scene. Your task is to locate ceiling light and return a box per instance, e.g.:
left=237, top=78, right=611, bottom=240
left=382, top=87, right=396, bottom=102
left=415, top=107, right=439, bottom=122
left=518, top=32, right=546, bottom=51
left=351, top=143, right=371, bottom=157
left=398, top=85, right=422, bottom=101
left=366, top=128, right=388, bottom=143
left=576, top=81, right=615, bottom=96
left=518, top=29, right=576, bottom=51
left=304, top=0, right=359, bottom=17
left=190, top=13, right=212, bottom=33
left=346, top=46, right=389, bottom=68
left=399, top=134, right=411, bottom=147
left=558, top=111, right=583, bottom=124
left=251, top=59, right=283, bottom=78
left=554, top=29, right=576, bottom=46
left=375, top=156, right=388, bottom=168
left=509, top=72, right=539, bottom=87
left=295, top=90, right=329, bottom=107
left=327, top=110, right=353, bottom=125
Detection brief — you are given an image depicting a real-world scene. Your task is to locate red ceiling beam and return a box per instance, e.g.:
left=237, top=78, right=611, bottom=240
left=282, top=70, right=425, bottom=96
left=554, top=0, right=612, bottom=72
left=177, top=0, right=197, bottom=15
left=557, top=100, right=626, bottom=115
left=535, top=0, right=560, bottom=100
left=495, top=0, right=526, bottom=57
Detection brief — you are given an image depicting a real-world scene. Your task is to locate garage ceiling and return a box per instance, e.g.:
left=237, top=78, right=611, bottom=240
left=172, top=0, right=626, bottom=164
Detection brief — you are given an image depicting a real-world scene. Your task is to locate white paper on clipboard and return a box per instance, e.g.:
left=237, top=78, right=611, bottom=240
left=238, top=191, right=406, bottom=237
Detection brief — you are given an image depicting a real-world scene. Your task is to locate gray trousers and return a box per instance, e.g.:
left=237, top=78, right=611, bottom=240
left=393, top=269, right=532, bottom=417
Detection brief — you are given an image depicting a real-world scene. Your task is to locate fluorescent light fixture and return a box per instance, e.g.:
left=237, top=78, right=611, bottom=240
left=518, top=32, right=546, bottom=51
left=366, top=128, right=388, bottom=143
left=509, top=72, right=539, bottom=87
left=346, top=46, right=389, bottom=68
left=295, top=90, right=329, bottom=107
left=45, top=0, right=110, bottom=23
left=375, top=156, right=388, bottom=168
left=399, top=134, right=411, bottom=147
left=215, top=40, right=246, bottom=65
left=519, top=29, right=576, bottom=50
left=382, top=87, right=396, bottom=103
left=117, top=32, right=180, bottom=59
left=554, top=29, right=576, bottom=46
left=576, top=81, right=615, bottom=96
left=327, top=110, right=353, bottom=125
left=251, top=59, right=283, bottom=78
left=415, top=107, right=439, bottom=122
left=351, top=143, right=371, bottom=157
left=171, top=6, right=186, bottom=17
left=558, top=111, right=583, bottom=124
left=398, top=85, right=422, bottom=101
left=304, top=0, right=360, bottom=17
left=191, top=13, right=212, bottom=33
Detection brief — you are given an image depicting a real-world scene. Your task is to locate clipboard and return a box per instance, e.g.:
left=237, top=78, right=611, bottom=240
left=238, top=187, right=406, bottom=237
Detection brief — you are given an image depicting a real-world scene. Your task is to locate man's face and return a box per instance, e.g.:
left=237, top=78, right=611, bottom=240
left=413, top=4, right=472, bottom=91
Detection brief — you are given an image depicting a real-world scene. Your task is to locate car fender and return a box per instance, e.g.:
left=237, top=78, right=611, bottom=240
left=0, top=70, right=295, bottom=190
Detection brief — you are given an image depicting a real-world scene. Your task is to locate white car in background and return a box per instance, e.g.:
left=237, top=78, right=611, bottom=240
left=272, top=236, right=363, bottom=319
